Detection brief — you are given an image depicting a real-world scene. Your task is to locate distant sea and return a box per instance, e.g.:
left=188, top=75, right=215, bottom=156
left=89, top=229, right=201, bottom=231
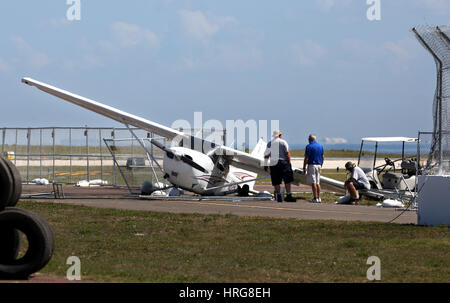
left=290, top=143, right=426, bottom=155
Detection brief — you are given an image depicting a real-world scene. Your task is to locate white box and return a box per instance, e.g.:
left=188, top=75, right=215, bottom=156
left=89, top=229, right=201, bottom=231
left=418, top=175, right=450, bottom=226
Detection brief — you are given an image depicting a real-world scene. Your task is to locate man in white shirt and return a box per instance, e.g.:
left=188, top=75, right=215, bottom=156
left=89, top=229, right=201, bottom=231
left=264, top=130, right=296, bottom=202
left=344, top=161, right=370, bottom=204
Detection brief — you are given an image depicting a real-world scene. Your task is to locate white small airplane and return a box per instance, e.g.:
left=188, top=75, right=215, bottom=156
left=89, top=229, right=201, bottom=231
left=22, top=77, right=272, bottom=196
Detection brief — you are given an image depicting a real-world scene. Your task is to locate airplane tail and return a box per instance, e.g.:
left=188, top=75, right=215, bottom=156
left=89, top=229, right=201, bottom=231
left=250, top=138, right=267, bottom=159
left=244, top=138, right=267, bottom=191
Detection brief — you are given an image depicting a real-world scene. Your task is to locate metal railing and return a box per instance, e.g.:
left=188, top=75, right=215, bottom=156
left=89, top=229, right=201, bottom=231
left=1, top=126, right=225, bottom=186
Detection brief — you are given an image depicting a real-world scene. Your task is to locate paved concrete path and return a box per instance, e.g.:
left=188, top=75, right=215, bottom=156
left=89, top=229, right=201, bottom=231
left=32, top=196, right=416, bottom=224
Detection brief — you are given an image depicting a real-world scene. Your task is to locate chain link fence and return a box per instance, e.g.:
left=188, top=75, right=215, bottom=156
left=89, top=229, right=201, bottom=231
left=1, top=127, right=225, bottom=187
left=413, top=26, right=450, bottom=174
left=418, top=131, right=450, bottom=175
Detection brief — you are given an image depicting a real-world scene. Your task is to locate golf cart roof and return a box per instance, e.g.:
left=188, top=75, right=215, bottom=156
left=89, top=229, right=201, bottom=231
left=361, top=137, right=418, bottom=143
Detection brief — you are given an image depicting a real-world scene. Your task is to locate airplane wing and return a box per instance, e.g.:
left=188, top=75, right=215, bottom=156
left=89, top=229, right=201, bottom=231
left=21, top=77, right=186, bottom=140
left=22, top=77, right=343, bottom=191
left=208, top=144, right=268, bottom=175
left=210, top=137, right=346, bottom=192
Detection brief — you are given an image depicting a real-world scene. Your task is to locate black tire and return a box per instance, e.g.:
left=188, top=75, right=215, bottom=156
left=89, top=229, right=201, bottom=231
left=0, top=229, right=20, bottom=263
left=0, top=157, right=14, bottom=211
left=0, top=157, right=22, bottom=207
left=0, top=208, right=55, bottom=279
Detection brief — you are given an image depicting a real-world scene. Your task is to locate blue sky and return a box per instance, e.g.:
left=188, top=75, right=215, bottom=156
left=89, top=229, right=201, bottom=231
left=0, top=0, right=449, bottom=145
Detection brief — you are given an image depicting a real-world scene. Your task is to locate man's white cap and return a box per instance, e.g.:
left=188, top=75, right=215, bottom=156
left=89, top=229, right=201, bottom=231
left=272, top=130, right=282, bottom=138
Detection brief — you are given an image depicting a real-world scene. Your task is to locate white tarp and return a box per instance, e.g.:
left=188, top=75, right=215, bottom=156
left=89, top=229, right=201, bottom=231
left=76, top=179, right=109, bottom=187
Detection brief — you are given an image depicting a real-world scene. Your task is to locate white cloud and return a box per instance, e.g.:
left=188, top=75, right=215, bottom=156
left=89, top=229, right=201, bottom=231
left=0, top=57, right=10, bottom=73
left=177, top=10, right=257, bottom=71
left=316, top=0, right=336, bottom=12
left=413, top=0, right=450, bottom=15
left=110, top=22, right=159, bottom=48
left=341, top=37, right=418, bottom=60
left=383, top=39, right=416, bottom=61
left=211, top=44, right=263, bottom=69
left=292, top=40, right=327, bottom=67
left=179, top=10, right=238, bottom=41
left=340, top=38, right=373, bottom=56
left=338, top=37, right=420, bottom=73
left=182, top=44, right=263, bottom=71
left=216, top=15, right=239, bottom=27
left=98, top=39, right=118, bottom=53
left=48, top=17, right=71, bottom=28
left=11, top=36, right=50, bottom=69
left=340, top=37, right=419, bottom=72
left=325, top=137, right=348, bottom=144
left=315, top=0, right=354, bottom=13
left=82, top=54, right=104, bottom=69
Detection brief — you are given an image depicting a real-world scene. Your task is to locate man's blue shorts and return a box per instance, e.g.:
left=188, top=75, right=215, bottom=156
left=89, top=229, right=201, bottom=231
left=269, top=160, right=294, bottom=186
left=351, top=180, right=366, bottom=190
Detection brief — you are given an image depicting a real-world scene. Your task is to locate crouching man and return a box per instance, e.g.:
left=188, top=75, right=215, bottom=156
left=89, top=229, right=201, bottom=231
left=344, top=161, right=371, bottom=204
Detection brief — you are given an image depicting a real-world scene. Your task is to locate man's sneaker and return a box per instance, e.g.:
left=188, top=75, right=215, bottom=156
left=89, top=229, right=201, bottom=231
left=349, top=197, right=360, bottom=205
left=285, top=194, right=296, bottom=202
left=309, top=198, right=317, bottom=203
left=275, top=193, right=283, bottom=203
left=317, top=198, right=322, bottom=203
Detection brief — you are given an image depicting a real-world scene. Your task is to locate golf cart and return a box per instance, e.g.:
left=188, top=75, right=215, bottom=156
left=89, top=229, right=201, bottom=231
left=356, top=137, right=420, bottom=202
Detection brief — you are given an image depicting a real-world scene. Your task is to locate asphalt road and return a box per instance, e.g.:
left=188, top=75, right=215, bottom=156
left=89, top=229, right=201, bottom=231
left=21, top=184, right=417, bottom=224
left=31, top=196, right=416, bottom=224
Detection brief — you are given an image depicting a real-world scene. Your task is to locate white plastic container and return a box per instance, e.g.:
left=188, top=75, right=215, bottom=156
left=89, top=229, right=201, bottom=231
left=418, top=175, right=450, bottom=226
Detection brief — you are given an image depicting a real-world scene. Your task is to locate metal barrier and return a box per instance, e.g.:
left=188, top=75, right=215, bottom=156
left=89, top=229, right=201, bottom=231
left=1, top=127, right=225, bottom=187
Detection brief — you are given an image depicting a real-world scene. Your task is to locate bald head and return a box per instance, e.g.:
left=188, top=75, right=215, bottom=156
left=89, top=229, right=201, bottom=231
left=308, top=134, right=316, bottom=143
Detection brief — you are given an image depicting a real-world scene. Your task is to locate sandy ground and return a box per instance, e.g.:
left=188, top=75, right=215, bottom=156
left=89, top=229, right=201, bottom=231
left=12, top=158, right=393, bottom=170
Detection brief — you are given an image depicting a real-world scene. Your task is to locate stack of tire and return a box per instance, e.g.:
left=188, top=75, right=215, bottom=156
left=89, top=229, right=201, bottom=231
left=0, top=156, right=55, bottom=279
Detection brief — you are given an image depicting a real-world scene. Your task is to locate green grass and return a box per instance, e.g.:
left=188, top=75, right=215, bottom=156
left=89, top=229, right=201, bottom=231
left=4, top=144, right=162, bottom=156
left=321, top=169, right=349, bottom=182
left=6, top=144, right=421, bottom=159
left=17, top=201, right=450, bottom=283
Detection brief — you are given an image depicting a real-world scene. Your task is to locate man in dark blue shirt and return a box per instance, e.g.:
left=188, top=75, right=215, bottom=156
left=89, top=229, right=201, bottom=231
left=302, top=134, right=324, bottom=203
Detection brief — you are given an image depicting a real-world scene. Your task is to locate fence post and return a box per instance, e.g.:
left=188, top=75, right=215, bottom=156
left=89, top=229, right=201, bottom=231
left=40, top=129, right=42, bottom=179
left=223, top=129, right=226, bottom=146
left=26, top=128, right=31, bottom=183
left=150, top=132, right=154, bottom=183
left=99, top=128, right=103, bottom=182
left=14, top=129, right=18, bottom=165
left=69, top=128, right=72, bottom=184
left=85, top=126, right=90, bottom=182
left=112, top=128, right=116, bottom=186
left=1, top=128, right=5, bottom=155
left=52, top=128, right=55, bottom=182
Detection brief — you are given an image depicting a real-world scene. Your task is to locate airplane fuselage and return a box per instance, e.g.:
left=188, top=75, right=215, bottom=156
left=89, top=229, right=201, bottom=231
left=163, top=147, right=256, bottom=195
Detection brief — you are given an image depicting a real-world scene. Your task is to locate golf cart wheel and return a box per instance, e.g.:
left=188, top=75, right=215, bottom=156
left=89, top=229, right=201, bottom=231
left=0, top=208, right=55, bottom=279
left=0, top=157, right=22, bottom=207
left=0, top=157, right=14, bottom=211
